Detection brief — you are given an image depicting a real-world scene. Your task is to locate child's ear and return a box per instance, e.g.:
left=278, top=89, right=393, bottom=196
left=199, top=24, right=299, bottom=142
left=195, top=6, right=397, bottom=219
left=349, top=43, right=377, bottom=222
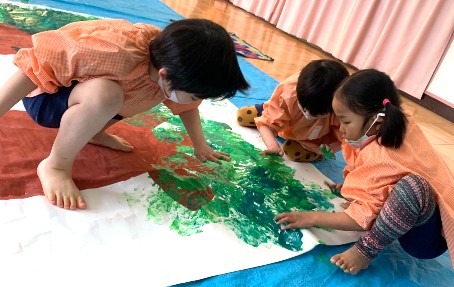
left=376, top=112, right=386, bottom=123
left=158, top=68, right=168, bottom=80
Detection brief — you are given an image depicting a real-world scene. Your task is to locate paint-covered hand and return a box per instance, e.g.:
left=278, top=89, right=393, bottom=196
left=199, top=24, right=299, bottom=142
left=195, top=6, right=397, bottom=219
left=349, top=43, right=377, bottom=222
left=324, top=180, right=343, bottom=196
left=194, top=143, right=231, bottom=163
left=260, top=146, right=284, bottom=156
left=274, top=211, right=315, bottom=230
left=320, top=144, right=336, bottom=159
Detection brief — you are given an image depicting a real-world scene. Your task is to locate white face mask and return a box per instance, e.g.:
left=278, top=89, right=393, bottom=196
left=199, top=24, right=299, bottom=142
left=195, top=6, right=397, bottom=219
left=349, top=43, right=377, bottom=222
left=302, top=108, right=318, bottom=121
left=298, top=102, right=329, bottom=120
left=345, top=113, right=385, bottom=149
left=158, top=79, right=180, bottom=103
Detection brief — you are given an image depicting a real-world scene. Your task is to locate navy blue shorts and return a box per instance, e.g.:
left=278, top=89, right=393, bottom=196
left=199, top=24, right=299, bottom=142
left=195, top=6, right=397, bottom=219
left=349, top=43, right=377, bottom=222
left=399, top=205, right=448, bottom=259
left=22, top=81, right=123, bottom=128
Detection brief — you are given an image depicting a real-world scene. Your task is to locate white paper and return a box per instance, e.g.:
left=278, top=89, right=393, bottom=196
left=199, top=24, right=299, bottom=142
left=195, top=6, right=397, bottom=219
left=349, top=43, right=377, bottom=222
left=0, top=54, right=361, bottom=287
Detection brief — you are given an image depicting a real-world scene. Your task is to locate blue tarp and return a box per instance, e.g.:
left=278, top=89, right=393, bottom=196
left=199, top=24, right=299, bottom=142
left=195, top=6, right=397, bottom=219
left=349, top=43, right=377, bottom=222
left=6, top=1, right=453, bottom=286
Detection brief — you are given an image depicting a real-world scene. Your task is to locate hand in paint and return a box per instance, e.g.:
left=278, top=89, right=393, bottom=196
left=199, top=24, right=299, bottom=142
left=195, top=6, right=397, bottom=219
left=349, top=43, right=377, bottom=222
left=260, top=145, right=284, bottom=156
left=194, top=143, right=231, bottom=163
left=274, top=211, right=316, bottom=230
left=324, top=180, right=343, bottom=196
left=320, top=144, right=336, bottom=159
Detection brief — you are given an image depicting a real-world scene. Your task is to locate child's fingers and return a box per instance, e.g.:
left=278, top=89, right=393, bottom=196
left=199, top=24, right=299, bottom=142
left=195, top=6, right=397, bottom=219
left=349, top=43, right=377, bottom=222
left=196, top=153, right=208, bottom=162
left=203, top=152, right=230, bottom=164
left=275, top=218, right=287, bottom=225
left=281, top=223, right=296, bottom=230
left=261, top=149, right=284, bottom=156
left=274, top=213, right=288, bottom=221
left=324, top=180, right=336, bottom=191
left=216, top=152, right=231, bottom=161
left=320, top=144, right=334, bottom=159
left=324, top=180, right=342, bottom=196
left=340, top=202, right=350, bottom=209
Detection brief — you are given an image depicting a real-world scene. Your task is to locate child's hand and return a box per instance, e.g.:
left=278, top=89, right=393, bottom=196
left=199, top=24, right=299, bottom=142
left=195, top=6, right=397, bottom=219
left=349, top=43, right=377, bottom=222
left=274, top=211, right=315, bottom=230
left=260, top=146, right=284, bottom=156
left=320, top=144, right=336, bottom=159
left=194, top=143, right=231, bottom=163
left=324, top=180, right=343, bottom=196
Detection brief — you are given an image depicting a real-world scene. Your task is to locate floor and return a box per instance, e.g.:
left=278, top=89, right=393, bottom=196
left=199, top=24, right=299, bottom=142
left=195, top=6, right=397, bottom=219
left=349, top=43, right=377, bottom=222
left=161, top=0, right=454, bottom=175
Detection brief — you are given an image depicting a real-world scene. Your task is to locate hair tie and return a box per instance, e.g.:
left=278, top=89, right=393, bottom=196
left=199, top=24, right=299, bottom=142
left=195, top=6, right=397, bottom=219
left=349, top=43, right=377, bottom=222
left=382, top=98, right=391, bottom=107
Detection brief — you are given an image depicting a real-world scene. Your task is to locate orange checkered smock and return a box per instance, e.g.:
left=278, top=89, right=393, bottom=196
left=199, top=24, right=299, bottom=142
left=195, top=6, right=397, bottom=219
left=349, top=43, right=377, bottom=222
left=13, top=19, right=201, bottom=118
left=255, top=72, right=342, bottom=154
left=341, top=115, right=454, bottom=266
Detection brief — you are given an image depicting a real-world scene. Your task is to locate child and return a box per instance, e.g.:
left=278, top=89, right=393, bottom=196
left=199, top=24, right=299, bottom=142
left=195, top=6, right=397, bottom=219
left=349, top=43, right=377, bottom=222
left=236, top=60, right=348, bottom=162
left=275, top=69, right=454, bottom=274
left=0, top=18, right=249, bottom=210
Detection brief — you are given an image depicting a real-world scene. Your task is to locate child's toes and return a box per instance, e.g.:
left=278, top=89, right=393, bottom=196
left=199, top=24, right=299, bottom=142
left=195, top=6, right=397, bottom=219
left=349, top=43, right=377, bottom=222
left=77, top=196, right=87, bottom=209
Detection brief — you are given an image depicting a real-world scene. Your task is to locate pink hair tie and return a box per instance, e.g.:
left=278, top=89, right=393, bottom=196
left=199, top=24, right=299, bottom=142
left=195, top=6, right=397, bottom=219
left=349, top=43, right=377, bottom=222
left=382, top=98, right=391, bottom=107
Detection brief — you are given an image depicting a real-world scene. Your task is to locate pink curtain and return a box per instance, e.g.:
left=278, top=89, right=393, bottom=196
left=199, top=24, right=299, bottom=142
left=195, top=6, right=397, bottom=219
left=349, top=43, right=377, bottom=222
left=229, top=0, right=454, bottom=99
left=229, top=0, right=285, bottom=24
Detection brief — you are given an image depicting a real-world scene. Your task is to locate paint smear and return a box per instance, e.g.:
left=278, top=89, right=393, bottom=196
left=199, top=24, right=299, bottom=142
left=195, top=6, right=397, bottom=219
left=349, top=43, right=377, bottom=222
left=125, top=105, right=336, bottom=251
left=0, top=3, right=336, bottom=251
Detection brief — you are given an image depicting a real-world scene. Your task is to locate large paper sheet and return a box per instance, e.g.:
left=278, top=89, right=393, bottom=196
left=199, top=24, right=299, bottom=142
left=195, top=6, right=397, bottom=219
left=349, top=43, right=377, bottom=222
left=0, top=40, right=361, bottom=287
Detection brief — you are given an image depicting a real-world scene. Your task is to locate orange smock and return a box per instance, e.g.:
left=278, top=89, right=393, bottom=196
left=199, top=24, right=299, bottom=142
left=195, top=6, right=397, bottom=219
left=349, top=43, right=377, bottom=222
left=255, top=72, right=342, bottom=153
left=341, top=115, right=454, bottom=266
left=13, top=19, right=201, bottom=118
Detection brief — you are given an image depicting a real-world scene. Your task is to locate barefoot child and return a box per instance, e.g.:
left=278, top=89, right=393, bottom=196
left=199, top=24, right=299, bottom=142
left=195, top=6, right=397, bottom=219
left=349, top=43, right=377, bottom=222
left=236, top=60, right=348, bottom=162
left=275, top=69, right=454, bottom=274
left=0, top=18, right=249, bottom=210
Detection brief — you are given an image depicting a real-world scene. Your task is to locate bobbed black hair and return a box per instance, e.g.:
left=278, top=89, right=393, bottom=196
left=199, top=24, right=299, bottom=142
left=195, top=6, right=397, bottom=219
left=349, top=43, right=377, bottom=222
left=335, top=69, right=407, bottom=148
left=296, top=59, right=349, bottom=116
left=150, top=18, right=249, bottom=99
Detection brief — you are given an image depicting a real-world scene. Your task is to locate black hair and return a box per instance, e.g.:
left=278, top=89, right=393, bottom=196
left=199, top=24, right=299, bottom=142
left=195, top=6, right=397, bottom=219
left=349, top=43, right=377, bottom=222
left=335, top=69, right=407, bottom=148
left=149, top=18, right=249, bottom=99
left=296, top=59, right=349, bottom=116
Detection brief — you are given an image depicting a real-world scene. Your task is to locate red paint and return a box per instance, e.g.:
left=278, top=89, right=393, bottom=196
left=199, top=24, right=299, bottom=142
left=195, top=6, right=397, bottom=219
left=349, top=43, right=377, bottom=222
left=0, top=24, right=32, bottom=54
left=0, top=110, right=215, bottom=210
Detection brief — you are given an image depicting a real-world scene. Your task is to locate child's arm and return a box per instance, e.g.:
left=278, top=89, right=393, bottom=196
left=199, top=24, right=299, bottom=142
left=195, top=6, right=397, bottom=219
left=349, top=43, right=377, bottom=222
left=274, top=211, right=364, bottom=231
left=179, top=108, right=230, bottom=162
left=257, top=124, right=284, bottom=156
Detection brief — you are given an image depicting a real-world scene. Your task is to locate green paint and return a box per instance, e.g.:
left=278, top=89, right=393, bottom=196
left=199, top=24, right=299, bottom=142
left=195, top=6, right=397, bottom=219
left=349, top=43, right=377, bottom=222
left=278, top=226, right=304, bottom=251
left=125, top=104, right=336, bottom=252
left=0, top=3, right=98, bottom=34
left=320, top=146, right=334, bottom=159
left=0, top=2, right=336, bottom=252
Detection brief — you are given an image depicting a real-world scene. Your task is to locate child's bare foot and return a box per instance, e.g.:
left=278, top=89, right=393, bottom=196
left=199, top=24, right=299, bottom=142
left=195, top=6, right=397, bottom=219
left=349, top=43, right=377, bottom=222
left=330, top=245, right=370, bottom=275
left=89, top=131, right=133, bottom=152
left=37, top=159, right=87, bottom=210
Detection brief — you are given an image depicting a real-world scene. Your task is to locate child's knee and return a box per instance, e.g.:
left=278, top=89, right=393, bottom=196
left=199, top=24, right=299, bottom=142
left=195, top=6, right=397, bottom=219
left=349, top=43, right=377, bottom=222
left=393, top=173, right=436, bottom=219
left=394, top=174, right=434, bottom=201
left=72, top=79, right=123, bottom=111
left=283, top=140, right=322, bottom=162
left=237, top=105, right=258, bottom=127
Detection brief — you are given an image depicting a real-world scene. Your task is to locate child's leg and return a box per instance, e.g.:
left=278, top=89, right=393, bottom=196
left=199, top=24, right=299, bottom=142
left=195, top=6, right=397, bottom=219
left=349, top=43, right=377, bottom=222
left=0, top=70, right=37, bottom=116
left=89, top=117, right=133, bottom=152
left=282, top=140, right=323, bottom=162
left=331, top=174, right=440, bottom=274
left=38, top=78, right=125, bottom=210
left=398, top=204, right=447, bottom=258
left=236, top=103, right=264, bottom=127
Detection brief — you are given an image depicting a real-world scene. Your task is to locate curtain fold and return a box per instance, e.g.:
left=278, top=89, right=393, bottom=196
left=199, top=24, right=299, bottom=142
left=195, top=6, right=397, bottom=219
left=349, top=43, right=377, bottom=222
left=229, top=0, right=454, bottom=99
left=229, top=0, right=284, bottom=23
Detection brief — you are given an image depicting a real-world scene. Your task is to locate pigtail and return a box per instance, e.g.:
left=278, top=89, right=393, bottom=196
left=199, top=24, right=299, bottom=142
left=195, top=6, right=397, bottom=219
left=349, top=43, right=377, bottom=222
left=377, top=98, right=407, bottom=148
